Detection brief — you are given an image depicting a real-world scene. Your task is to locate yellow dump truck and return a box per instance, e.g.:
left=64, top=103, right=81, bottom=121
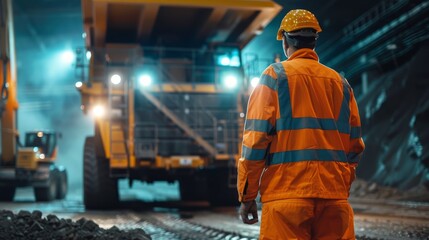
left=76, top=0, right=281, bottom=208
left=0, top=0, right=67, bottom=202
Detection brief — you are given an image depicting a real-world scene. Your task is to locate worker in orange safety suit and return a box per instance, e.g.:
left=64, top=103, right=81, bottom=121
left=237, top=9, right=365, bottom=240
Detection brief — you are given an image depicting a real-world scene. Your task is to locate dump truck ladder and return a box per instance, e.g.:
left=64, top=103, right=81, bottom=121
left=108, top=66, right=131, bottom=177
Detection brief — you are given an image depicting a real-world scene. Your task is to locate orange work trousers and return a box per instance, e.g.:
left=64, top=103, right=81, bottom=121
left=260, top=198, right=355, bottom=240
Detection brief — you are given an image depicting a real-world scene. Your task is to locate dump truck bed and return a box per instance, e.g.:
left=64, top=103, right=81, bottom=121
left=82, top=0, right=281, bottom=48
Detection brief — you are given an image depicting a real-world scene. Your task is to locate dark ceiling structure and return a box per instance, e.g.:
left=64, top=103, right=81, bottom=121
left=246, top=0, right=429, bottom=83
left=11, top=0, right=429, bottom=83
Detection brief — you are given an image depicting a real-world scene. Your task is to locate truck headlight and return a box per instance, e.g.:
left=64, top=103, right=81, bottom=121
left=223, top=75, right=238, bottom=89
left=110, top=74, right=122, bottom=85
left=139, top=74, right=152, bottom=87
left=90, top=105, right=106, bottom=118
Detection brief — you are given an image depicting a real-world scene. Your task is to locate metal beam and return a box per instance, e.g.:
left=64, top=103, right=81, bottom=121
left=137, top=4, right=159, bottom=42
left=236, top=4, right=281, bottom=48
left=93, top=1, right=107, bottom=47
left=93, top=0, right=278, bottom=10
left=196, top=7, right=227, bottom=41
left=139, top=90, right=217, bottom=156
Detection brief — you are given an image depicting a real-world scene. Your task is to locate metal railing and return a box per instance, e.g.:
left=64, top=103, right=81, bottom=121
left=75, top=46, right=244, bottom=85
left=75, top=45, right=246, bottom=160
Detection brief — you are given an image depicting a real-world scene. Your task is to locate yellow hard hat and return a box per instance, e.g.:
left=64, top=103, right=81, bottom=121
left=276, top=9, right=322, bottom=40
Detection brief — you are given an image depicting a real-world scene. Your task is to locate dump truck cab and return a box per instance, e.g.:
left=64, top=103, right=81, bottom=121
left=76, top=0, right=281, bottom=208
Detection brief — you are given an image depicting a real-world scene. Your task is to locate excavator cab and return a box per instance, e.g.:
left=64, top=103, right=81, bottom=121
left=12, top=130, right=67, bottom=202
left=24, top=131, right=58, bottom=160
left=0, top=0, right=67, bottom=202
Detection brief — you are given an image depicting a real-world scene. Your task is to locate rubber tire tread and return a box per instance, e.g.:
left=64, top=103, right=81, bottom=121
left=83, top=136, right=119, bottom=209
left=34, top=169, right=57, bottom=202
left=56, top=169, right=68, bottom=199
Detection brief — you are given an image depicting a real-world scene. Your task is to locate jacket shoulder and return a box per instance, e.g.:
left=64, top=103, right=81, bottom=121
left=268, top=62, right=287, bottom=80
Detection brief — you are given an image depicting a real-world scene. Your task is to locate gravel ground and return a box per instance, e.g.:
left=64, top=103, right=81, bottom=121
left=354, top=215, right=429, bottom=240
left=1, top=180, right=427, bottom=240
left=1, top=206, right=427, bottom=240
left=0, top=210, right=150, bottom=240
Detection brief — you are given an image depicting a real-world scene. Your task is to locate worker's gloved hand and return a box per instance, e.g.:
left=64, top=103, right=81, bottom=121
left=239, top=200, right=258, bottom=224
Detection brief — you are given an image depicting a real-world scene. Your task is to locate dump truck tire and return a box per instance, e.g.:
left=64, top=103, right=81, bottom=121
left=0, top=187, right=15, bottom=201
left=35, top=168, right=58, bottom=202
left=56, top=167, right=68, bottom=200
left=84, top=137, right=119, bottom=209
left=208, top=167, right=239, bottom=207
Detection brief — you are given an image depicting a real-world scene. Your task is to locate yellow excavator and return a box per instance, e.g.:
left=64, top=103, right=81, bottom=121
left=0, top=0, right=67, bottom=201
left=76, top=0, right=281, bottom=208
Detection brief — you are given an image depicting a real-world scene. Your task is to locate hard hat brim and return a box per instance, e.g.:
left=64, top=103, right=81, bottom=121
left=276, top=30, right=283, bottom=40
left=286, top=31, right=318, bottom=37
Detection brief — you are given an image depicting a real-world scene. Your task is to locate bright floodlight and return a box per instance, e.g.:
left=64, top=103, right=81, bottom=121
left=224, top=75, right=238, bottom=89
left=75, top=81, right=83, bottom=88
left=91, top=105, right=106, bottom=118
left=220, top=57, right=231, bottom=66
left=251, top=77, right=260, bottom=88
left=86, top=51, right=92, bottom=60
left=139, top=75, right=152, bottom=87
left=60, top=50, right=75, bottom=64
left=39, top=154, right=46, bottom=160
left=230, top=56, right=240, bottom=67
left=111, top=74, right=122, bottom=85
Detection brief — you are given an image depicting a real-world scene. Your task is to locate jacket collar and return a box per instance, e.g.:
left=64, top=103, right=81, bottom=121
left=287, top=48, right=319, bottom=62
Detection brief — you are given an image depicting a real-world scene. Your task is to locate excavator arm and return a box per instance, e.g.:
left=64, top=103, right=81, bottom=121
left=0, top=0, right=19, bottom=165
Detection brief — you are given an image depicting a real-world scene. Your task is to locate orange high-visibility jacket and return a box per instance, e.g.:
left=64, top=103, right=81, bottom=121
left=237, top=49, right=365, bottom=203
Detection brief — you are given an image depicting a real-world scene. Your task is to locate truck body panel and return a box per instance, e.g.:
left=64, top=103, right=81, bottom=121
left=77, top=0, right=281, bottom=207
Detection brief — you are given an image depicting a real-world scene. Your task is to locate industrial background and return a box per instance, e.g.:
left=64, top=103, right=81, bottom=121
left=1, top=0, right=429, bottom=239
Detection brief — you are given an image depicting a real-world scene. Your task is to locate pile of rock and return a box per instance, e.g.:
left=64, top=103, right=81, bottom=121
left=0, top=210, right=150, bottom=240
left=350, top=179, right=400, bottom=199
left=350, top=179, right=429, bottom=201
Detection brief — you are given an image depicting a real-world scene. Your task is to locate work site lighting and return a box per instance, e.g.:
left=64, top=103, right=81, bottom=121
left=220, top=57, right=231, bottom=66
left=230, top=56, right=240, bottom=67
left=86, top=51, right=92, bottom=60
left=90, top=105, right=106, bottom=118
left=250, top=77, right=260, bottom=88
left=75, top=81, right=83, bottom=88
left=110, top=74, right=122, bottom=85
left=223, top=75, right=238, bottom=89
left=139, top=74, right=152, bottom=87
left=60, top=50, right=75, bottom=65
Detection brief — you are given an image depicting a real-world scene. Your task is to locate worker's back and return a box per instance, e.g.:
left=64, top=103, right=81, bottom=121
left=284, top=52, right=345, bottom=122
left=258, top=48, right=361, bottom=202
left=238, top=9, right=364, bottom=239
